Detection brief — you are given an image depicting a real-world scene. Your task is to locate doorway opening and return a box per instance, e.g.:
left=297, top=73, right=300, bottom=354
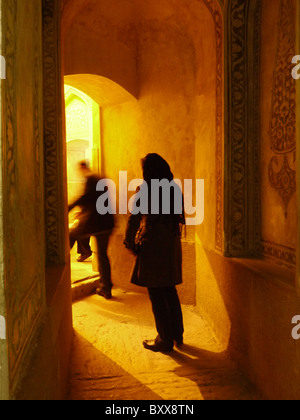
left=64, top=84, right=100, bottom=296
left=64, top=75, right=137, bottom=300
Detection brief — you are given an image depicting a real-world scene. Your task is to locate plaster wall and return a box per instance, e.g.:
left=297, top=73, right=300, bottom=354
left=62, top=0, right=218, bottom=218
left=1, top=0, right=72, bottom=399
left=62, top=0, right=138, bottom=98
left=197, top=249, right=300, bottom=400
left=102, top=1, right=217, bottom=305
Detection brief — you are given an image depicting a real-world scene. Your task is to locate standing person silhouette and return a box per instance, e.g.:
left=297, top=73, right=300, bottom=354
left=69, top=161, right=115, bottom=299
left=124, top=154, right=185, bottom=353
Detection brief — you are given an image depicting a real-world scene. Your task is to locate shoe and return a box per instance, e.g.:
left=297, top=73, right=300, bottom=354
left=96, top=288, right=112, bottom=300
left=77, top=253, right=92, bottom=262
left=175, top=338, right=184, bottom=348
left=143, top=339, right=173, bottom=353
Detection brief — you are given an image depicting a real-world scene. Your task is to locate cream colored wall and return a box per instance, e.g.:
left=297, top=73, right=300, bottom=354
left=101, top=1, right=219, bottom=306
left=62, top=0, right=138, bottom=98
left=101, top=15, right=197, bottom=230
left=62, top=0, right=219, bottom=196
left=100, top=16, right=198, bottom=300
left=193, top=8, right=223, bottom=338
left=99, top=1, right=218, bottom=234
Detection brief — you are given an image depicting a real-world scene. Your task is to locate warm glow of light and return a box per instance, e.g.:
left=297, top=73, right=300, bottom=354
left=72, top=291, right=227, bottom=401
left=195, top=234, right=231, bottom=350
left=64, top=83, right=101, bottom=203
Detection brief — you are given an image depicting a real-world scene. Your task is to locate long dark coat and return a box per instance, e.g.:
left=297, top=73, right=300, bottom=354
left=125, top=211, right=183, bottom=289
left=69, top=174, right=114, bottom=238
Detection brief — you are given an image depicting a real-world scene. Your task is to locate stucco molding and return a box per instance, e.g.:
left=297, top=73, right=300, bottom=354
left=258, top=240, right=296, bottom=269
left=224, top=0, right=262, bottom=257
left=202, top=0, right=224, bottom=252
left=268, top=0, right=296, bottom=218
left=42, top=0, right=65, bottom=265
left=224, top=0, right=296, bottom=269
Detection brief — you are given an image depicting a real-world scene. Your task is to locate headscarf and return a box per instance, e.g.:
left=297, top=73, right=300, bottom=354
left=141, top=154, right=185, bottom=231
left=141, top=153, right=174, bottom=183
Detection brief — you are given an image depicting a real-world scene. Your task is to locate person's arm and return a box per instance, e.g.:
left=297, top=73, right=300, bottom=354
left=124, top=186, right=143, bottom=254
left=68, top=176, right=97, bottom=212
left=124, top=212, right=142, bottom=254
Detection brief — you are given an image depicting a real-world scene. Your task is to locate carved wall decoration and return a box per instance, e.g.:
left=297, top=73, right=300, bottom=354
left=227, top=0, right=248, bottom=254
left=6, top=281, right=43, bottom=384
left=2, top=0, right=45, bottom=391
left=42, top=0, right=65, bottom=266
left=224, top=0, right=297, bottom=269
left=225, top=0, right=262, bottom=257
left=268, top=155, right=296, bottom=218
left=269, top=0, right=296, bottom=218
left=202, top=0, right=224, bottom=252
left=258, top=240, right=296, bottom=268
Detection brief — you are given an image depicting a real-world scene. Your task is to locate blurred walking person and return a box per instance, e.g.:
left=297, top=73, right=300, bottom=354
left=69, top=161, right=115, bottom=299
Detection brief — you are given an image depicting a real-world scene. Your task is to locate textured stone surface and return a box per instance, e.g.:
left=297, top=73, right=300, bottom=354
left=68, top=290, right=259, bottom=401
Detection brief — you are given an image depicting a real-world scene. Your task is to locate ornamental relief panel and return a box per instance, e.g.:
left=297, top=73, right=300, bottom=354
left=269, top=0, right=296, bottom=218
left=202, top=0, right=224, bottom=252
left=42, top=0, right=65, bottom=266
left=2, top=0, right=45, bottom=391
left=258, top=0, right=297, bottom=269
left=225, top=0, right=262, bottom=257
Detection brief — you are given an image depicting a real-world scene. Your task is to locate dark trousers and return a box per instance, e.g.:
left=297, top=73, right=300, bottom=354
left=147, top=287, right=184, bottom=348
left=70, top=229, right=113, bottom=295
left=77, top=237, right=92, bottom=256
left=94, top=232, right=113, bottom=295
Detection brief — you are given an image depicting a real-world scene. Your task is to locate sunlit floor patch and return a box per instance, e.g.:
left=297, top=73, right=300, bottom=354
left=68, top=290, right=259, bottom=401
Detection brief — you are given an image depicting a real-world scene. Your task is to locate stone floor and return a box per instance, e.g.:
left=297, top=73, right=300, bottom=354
left=67, top=262, right=260, bottom=400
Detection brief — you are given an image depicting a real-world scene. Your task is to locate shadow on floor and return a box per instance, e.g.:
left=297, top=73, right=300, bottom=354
left=68, top=291, right=261, bottom=400
left=67, top=331, right=163, bottom=401
left=170, top=345, right=259, bottom=400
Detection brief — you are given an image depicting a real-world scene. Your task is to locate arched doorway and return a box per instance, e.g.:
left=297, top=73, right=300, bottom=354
left=64, top=76, right=137, bottom=295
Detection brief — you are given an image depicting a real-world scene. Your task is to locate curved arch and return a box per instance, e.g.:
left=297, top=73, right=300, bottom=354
left=64, top=74, right=137, bottom=107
